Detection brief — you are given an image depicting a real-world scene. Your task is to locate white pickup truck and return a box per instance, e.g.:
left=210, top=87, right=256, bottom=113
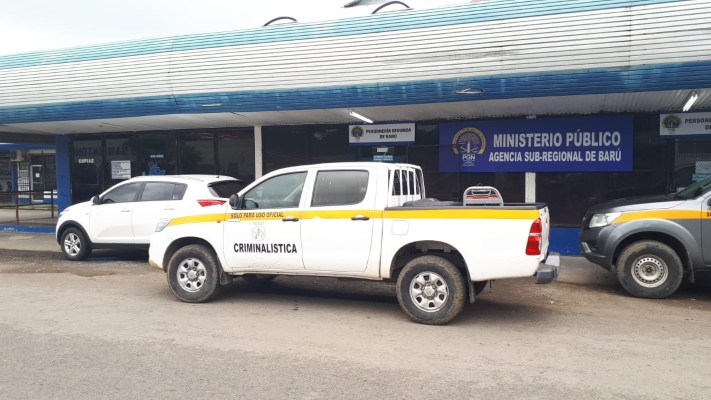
left=149, top=162, right=560, bottom=325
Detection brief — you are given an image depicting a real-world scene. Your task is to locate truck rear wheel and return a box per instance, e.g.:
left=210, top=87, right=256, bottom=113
left=167, top=244, right=222, bottom=303
left=616, top=240, right=684, bottom=299
left=396, top=255, right=466, bottom=325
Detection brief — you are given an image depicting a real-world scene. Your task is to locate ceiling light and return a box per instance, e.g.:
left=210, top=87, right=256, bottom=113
left=455, top=88, right=483, bottom=95
left=201, top=103, right=222, bottom=107
left=349, top=111, right=374, bottom=124
left=683, top=91, right=699, bottom=112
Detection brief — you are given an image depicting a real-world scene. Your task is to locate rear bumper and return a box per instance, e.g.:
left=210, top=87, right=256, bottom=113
left=535, top=252, right=560, bottom=284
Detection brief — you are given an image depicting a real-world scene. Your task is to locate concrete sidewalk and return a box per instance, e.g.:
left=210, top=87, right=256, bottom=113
left=0, top=208, right=58, bottom=233
left=0, top=232, right=613, bottom=285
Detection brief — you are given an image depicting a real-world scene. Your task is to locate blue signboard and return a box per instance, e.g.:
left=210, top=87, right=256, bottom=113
left=439, top=116, right=633, bottom=172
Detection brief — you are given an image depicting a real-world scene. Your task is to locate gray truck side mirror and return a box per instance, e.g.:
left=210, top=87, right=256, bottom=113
left=92, top=195, right=101, bottom=205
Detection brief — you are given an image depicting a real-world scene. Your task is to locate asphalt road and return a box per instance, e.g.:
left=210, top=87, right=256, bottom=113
left=0, top=246, right=710, bottom=399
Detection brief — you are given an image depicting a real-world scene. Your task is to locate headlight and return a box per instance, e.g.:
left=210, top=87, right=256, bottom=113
left=589, top=212, right=622, bottom=228
left=155, top=218, right=172, bottom=232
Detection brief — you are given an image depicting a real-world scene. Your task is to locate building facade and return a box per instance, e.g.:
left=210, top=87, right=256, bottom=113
left=1, top=0, right=710, bottom=254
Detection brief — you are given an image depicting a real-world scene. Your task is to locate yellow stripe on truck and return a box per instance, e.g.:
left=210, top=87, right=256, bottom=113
left=615, top=210, right=704, bottom=223
left=384, top=208, right=540, bottom=220
left=302, top=210, right=383, bottom=219
left=169, top=213, right=224, bottom=226
left=167, top=207, right=540, bottom=227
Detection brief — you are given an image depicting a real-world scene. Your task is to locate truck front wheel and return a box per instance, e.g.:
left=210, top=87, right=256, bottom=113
left=167, top=244, right=222, bottom=303
left=396, top=255, right=467, bottom=325
left=616, top=240, right=684, bottom=299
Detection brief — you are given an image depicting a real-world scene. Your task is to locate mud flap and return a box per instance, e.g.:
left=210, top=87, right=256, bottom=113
left=468, top=280, right=476, bottom=303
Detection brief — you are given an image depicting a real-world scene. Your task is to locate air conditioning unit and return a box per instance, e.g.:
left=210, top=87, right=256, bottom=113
left=10, top=150, right=27, bottom=162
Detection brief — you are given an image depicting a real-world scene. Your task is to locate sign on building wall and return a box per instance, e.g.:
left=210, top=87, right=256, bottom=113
left=349, top=123, right=415, bottom=145
left=111, top=160, right=131, bottom=179
left=660, top=112, right=711, bottom=136
left=439, top=116, right=633, bottom=172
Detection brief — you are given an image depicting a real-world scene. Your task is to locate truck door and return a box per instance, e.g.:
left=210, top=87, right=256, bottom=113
left=301, top=168, right=377, bottom=273
left=222, top=171, right=308, bottom=271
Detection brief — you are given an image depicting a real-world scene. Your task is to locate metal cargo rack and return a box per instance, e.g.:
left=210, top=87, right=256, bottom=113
left=462, top=186, right=503, bottom=206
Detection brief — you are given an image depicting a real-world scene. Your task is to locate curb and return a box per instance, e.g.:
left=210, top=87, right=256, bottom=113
left=0, top=225, right=56, bottom=234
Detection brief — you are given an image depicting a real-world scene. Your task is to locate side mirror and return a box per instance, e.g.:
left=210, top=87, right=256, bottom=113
left=707, top=197, right=711, bottom=207
left=92, top=195, right=101, bottom=205
left=228, top=194, right=240, bottom=210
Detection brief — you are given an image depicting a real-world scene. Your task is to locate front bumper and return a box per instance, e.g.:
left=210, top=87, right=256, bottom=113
left=535, top=252, right=560, bottom=284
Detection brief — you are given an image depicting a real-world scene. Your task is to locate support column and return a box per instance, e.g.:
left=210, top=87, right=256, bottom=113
left=55, top=135, right=72, bottom=212
left=525, top=172, right=536, bottom=203
left=254, top=125, right=263, bottom=179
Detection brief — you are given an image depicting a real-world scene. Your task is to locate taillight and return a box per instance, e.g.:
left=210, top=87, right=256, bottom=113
left=526, top=218, right=542, bottom=256
left=197, top=199, right=226, bottom=207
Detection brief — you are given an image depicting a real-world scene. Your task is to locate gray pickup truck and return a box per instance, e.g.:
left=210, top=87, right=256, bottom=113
left=579, top=176, right=711, bottom=298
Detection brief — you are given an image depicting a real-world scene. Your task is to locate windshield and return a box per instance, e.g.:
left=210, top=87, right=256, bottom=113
left=209, top=180, right=247, bottom=198
left=674, top=175, right=711, bottom=200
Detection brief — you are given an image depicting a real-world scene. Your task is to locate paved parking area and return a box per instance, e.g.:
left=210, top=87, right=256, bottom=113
left=0, top=233, right=709, bottom=399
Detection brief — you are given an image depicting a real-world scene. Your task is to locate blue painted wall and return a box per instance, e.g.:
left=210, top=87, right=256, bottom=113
left=550, top=227, right=581, bottom=256
left=55, top=135, right=71, bottom=212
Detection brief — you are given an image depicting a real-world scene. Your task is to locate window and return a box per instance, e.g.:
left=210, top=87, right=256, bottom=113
left=209, top=180, right=247, bottom=198
left=311, top=170, right=369, bottom=207
left=242, top=172, right=307, bottom=209
left=180, top=132, right=215, bottom=174
left=140, top=182, right=185, bottom=201
left=102, top=183, right=141, bottom=204
left=217, top=131, right=255, bottom=183
left=173, top=184, right=187, bottom=200
left=392, top=170, right=402, bottom=195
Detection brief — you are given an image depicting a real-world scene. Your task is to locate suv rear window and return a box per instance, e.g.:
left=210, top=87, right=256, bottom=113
left=209, top=181, right=247, bottom=198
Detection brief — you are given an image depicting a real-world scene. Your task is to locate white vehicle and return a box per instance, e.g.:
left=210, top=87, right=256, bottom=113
left=149, top=163, right=560, bottom=325
left=56, top=175, right=246, bottom=261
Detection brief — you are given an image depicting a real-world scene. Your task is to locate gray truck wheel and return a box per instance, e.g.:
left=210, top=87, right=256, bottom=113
left=60, top=227, right=92, bottom=261
left=396, top=255, right=467, bottom=325
left=616, top=240, right=684, bottom=299
left=167, top=244, right=222, bottom=303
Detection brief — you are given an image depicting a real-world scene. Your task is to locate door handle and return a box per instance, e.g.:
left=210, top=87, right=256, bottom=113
left=163, top=207, right=175, bottom=211
left=351, top=214, right=370, bottom=221
left=282, top=216, right=299, bottom=222
left=121, top=208, right=131, bottom=213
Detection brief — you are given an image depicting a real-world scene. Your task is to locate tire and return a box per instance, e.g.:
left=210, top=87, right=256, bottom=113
left=474, top=281, right=488, bottom=296
left=167, top=244, right=222, bottom=303
left=616, top=240, right=684, bottom=299
left=242, top=274, right=277, bottom=284
left=396, top=255, right=467, bottom=325
left=60, top=227, right=92, bottom=261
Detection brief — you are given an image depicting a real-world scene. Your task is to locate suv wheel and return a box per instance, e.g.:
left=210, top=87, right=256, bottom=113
left=60, top=227, right=92, bottom=261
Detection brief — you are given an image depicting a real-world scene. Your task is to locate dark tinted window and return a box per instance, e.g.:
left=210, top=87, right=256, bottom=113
left=209, top=180, right=247, bottom=198
left=141, top=182, right=177, bottom=201
left=173, top=184, right=188, bottom=200
left=102, top=183, right=141, bottom=204
left=242, top=172, right=307, bottom=209
left=312, top=170, right=369, bottom=207
left=392, top=170, right=402, bottom=195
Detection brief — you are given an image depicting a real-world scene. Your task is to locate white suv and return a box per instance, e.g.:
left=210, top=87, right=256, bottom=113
left=56, top=175, right=246, bottom=261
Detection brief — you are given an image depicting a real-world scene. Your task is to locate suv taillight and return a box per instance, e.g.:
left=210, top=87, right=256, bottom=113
left=198, top=199, right=226, bottom=207
left=526, top=218, right=542, bottom=256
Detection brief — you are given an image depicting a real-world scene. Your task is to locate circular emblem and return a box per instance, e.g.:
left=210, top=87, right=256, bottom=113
left=452, top=127, right=486, bottom=168
left=351, top=126, right=364, bottom=140
left=662, top=115, right=682, bottom=130
left=251, top=222, right=266, bottom=241
left=452, top=127, right=486, bottom=155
